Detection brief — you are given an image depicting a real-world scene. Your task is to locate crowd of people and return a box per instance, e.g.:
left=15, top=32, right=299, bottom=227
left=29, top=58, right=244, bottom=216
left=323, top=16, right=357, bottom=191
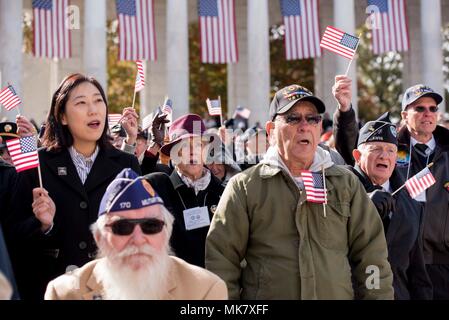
left=0, top=72, right=448, bottom=300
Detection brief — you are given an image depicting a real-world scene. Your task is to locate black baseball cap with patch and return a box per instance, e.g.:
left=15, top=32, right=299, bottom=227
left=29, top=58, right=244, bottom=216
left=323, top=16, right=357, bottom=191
left=270, top=85, right=326, bottom=120
left=357, top=112, right=397, bottom=147
left=401, top=84, right=443, bottom=111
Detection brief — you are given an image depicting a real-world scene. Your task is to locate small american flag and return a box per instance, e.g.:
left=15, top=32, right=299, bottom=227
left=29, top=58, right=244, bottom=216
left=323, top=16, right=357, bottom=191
left=233, top=106, right=251, bottom=119
left=280, top=0, right=321, bottom=60
left=368, top=0, right=409, bottom=55
left=116, top=0, right=157, bottom=61
left=198, top=0, right=238, bottom=64
left=6, top=136, right=40, bottom=172
left=161, top=97, right=173, bottom=126
left=405, top=167, right=436, bottom=199
left=206, top=98, right=222, bottom=116
left=0, top=85, right=21, bottom=111
left=32, top=0, right=71, bottom=59
left=134, top=60, right=145, bottom=92
left=320, top=26, right=359, bottom=60
left=301, top=170, right=327, bottom=203
left=108, top=114, right=122, bottom=129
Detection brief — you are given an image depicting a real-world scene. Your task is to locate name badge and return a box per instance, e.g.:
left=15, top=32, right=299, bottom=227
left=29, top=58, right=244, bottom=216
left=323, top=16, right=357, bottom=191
left=58, top=167, right=67, bottom=176
left=183, top=206, right=210, bottom=231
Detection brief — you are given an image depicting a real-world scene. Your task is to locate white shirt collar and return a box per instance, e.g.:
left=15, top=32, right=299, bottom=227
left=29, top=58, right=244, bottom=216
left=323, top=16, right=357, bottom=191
left=380, top=180, right=391, bottom=193
left=410, top=135, right=436, bottom=152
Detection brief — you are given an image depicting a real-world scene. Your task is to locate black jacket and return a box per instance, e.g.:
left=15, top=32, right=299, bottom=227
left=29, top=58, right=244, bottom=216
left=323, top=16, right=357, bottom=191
left=0, top=160, right=17, bottom=223
left=333, top=107, right=359, bottom=166
left=0, top=160, right=20, bottom=299
left=396, top=125, right=449, bottom=265
left=145, top=170, right=224, bottom=267
left=347, top=166, right=432, bottom=299
left=334, top=108, right=432, bottom=299
left=4, top=147, right=140, bottom=300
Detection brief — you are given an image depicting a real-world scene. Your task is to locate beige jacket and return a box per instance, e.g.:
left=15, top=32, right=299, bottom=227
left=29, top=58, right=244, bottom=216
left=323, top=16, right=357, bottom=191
left=45, top=256, right=228, bottom=300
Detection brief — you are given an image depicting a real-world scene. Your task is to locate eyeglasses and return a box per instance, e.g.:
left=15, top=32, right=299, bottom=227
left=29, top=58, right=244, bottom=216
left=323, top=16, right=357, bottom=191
left=106, top=218, right=165, bottom=236
left=278, top=114, right=322, bottom=126
left=409, top=106, right=439, bottom=113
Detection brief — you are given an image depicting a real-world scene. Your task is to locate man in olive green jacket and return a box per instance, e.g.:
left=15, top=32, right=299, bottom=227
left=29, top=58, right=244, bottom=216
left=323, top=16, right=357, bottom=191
left=205, top=84, right=394, bottom=300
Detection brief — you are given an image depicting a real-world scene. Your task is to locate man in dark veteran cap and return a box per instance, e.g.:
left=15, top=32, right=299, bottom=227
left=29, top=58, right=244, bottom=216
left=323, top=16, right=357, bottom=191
left=397, top=84, right=449, bottom=299
left=44, top=168, right=227, bottom=300
left=0, top=122, right=19, bottom=165
left=346, top=113, right=432, bottom=299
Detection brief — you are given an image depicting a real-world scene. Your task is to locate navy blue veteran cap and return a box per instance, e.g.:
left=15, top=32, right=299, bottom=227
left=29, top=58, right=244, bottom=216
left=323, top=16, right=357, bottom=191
left=357, top=112, right=397, bottom=147
left=401, top=84, right=443, bottom=111
left=270, top=85, right=325, bottom=120
left=98, top=168, right=164, bottom=216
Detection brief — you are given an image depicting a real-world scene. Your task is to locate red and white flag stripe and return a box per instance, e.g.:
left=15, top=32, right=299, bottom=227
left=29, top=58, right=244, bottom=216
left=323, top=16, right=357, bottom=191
left=117, top=0, right=157, bottom=61
left=283, top=0, right=321, bottom=60
left=320, top=26, right=358, bottom=60
left=370, top=0, right=409, bottom=55
left=6, top=137, right=40, bottom=172
left=134, top=60, right=145, bottom=92
left=405, top=167, right=436, bottom=199
left=199, top=0, right=238, bottom=64
left=33, top=0, right=71, bottom=59
left=0, top=86, right=21, bottom=111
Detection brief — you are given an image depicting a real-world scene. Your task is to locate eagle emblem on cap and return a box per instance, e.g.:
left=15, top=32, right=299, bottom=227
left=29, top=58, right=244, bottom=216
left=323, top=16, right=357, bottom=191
left=4, top=124, right=12, bottom=133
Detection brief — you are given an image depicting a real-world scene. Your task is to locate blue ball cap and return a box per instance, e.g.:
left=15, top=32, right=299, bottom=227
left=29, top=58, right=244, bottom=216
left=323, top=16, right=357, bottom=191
left=401, top=84, right=443, bottom=111
left=98, top=168, right=164, bottom=216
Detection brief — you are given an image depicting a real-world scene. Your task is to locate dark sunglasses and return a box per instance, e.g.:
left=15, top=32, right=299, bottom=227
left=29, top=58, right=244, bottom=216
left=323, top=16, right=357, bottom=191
left=409, top=106, right=439, bottom=113
left=280, top=114, right=322, bottom=125
left=106, top=218, right=165, bottom=236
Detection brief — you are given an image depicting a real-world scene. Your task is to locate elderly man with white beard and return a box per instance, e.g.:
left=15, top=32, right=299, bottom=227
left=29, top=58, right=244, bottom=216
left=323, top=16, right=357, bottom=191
left=44, top=168, right=227, bottom=300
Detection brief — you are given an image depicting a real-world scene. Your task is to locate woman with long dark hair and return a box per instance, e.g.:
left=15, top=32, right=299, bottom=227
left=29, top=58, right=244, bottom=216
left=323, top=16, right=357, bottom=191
left=5, top=73, right=141, bottom=300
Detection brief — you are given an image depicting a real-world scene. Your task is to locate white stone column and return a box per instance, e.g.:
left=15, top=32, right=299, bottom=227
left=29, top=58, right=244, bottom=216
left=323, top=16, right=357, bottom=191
left=420, top=0, right=445, bottom=110
left=247, top=0, right=270, bottom=126
left=333, top=0, right=358, bottom=114
left=315, top=0, right=336, bottom=117
left=227, top=0, right=248, bottom=120
left=0, top=0, right=23, bottom=120
left=83, top=0, right=107, bottom=89
left=166, top=0, right=189, bottom=119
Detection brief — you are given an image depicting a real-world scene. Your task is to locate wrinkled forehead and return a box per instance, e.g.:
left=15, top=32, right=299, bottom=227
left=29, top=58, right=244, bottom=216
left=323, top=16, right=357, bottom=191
left=287, top=101, right=319, bottom=115
left=363, top=141, right=398, bottom=151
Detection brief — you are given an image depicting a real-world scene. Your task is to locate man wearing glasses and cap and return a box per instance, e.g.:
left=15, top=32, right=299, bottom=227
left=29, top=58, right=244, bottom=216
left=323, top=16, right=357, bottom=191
left=337, top=111, right=432, bottom=300
left=206, top=84, right=393, bottom=299
left=397, top=84, right=449, bottom=299
left=44, top=168, right=227, bottom=300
